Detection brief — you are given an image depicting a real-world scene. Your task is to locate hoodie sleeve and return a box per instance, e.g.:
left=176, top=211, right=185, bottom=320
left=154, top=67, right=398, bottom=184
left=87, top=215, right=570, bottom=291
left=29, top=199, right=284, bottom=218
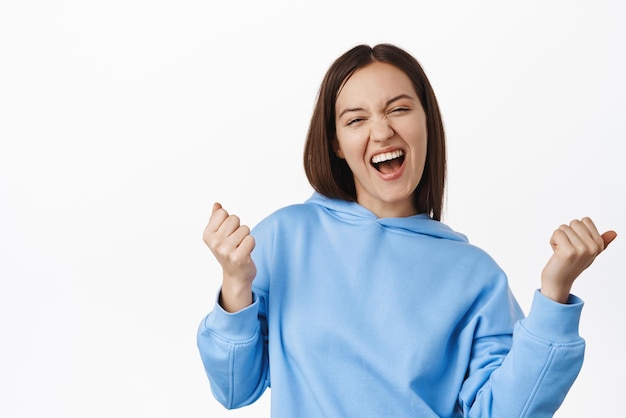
left=196, top=291, right=270, bottom=409
left=459, top=288, right=585, bottom=417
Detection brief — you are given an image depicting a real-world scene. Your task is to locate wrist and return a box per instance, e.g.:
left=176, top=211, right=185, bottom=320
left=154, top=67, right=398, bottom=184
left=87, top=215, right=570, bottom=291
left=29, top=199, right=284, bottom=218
left=220, top=279, right=253, bottom=312
left=540, top=284, right=571, bottom=304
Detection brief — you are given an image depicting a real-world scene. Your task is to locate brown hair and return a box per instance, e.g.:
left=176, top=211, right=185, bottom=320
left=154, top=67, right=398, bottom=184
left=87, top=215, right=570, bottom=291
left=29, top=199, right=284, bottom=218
left=303, top=43, right=447, bottom=220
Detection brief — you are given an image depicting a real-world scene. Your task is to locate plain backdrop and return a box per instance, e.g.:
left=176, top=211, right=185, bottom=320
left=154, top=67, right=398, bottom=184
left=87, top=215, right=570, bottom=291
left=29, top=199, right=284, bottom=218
left=1, top=1, right=624, bottom=417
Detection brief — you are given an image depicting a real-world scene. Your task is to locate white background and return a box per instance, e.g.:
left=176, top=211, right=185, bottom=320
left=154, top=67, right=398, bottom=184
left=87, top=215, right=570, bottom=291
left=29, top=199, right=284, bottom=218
left=1, top=1, right=624, bottom=417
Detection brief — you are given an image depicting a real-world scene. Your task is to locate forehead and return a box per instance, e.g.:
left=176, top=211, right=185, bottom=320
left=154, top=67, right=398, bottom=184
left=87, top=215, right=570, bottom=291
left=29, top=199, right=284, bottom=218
left=336, top=62, right=415, bottom=107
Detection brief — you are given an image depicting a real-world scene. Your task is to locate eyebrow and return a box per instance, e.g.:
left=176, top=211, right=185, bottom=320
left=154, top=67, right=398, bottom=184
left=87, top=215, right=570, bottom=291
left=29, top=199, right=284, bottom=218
left=337, top=94, right=415, bottom=119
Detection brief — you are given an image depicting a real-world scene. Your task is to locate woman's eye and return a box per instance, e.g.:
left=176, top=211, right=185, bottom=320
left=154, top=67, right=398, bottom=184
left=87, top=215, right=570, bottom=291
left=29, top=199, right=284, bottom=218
left=391, top=107, right=409, bottom=114
left=347, top=118, right=365, bottom=126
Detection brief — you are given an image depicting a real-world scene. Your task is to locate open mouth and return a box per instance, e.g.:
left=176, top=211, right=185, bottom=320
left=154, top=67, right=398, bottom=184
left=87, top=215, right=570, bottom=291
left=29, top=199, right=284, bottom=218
left=371, top=150, right=405, bottom=174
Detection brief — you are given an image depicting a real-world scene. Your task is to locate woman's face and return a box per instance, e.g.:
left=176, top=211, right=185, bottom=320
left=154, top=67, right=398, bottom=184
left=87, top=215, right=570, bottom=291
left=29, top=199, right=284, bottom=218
left=334, top=61, right=427, bottom=218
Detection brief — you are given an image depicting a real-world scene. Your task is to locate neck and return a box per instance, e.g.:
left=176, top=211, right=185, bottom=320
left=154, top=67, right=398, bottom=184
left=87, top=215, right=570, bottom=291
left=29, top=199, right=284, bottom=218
left=358, top=199, right=417, bottom=218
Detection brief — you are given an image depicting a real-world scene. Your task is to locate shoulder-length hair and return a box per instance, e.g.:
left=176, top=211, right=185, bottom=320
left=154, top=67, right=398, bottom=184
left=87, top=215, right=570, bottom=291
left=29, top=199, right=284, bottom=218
left=303, top=43, right=446, bottom=220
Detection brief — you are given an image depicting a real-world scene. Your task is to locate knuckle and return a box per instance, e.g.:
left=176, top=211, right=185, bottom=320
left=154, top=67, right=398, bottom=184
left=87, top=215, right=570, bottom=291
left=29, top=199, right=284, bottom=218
left=595, top=236, right=605, bottom=250
left=203, top=231, right=215, bottom=246
left=245, top=235, right=256, bottom=250
left=571, top=220, right=586, bottom=232
left=230, top=253, right=249, bottom=266
left=212, top=240, right=227, bottom=253
left=208, top=237, right=225, bottom=254
left=576, top=244, right=590, bottom=257
left=587, top=241, right=601, bottom=255
left=561, top=247, right=576, bottom=259
left=205, top=231, right=217, bottom=245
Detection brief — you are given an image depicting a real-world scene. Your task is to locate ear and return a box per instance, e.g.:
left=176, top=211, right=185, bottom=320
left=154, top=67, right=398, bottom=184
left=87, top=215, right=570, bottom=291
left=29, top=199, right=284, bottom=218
left=331, top=138, right=345, bottom=159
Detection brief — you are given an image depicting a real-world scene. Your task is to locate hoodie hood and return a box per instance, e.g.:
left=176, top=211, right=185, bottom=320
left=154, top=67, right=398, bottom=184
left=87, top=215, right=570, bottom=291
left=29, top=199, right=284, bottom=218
left=305, top=192, right=468, bottom=243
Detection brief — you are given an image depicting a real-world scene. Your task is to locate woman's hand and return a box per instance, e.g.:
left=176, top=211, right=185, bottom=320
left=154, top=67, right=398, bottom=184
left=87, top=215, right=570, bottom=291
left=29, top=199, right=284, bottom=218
left=541, top=217, right=617, bottom=303
left=203, top=203, right=256, bottom=312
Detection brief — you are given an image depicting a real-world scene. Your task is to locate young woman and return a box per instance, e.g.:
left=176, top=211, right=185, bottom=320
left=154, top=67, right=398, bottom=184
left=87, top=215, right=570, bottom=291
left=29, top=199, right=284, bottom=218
left=197, top=44, right=616, bottom=417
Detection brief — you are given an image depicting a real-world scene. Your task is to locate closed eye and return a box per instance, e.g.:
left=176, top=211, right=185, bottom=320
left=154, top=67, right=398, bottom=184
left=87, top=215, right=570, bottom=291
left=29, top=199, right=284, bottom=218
left=346, top=117, right=366, bottom=126
left=390, top=107, right=410, bottom=114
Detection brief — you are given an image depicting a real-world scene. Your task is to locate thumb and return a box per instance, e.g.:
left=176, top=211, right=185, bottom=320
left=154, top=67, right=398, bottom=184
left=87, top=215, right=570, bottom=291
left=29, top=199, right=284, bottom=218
left=601, top=230, right=618, bottom=249
left=212, top=202, right=223, bottom=214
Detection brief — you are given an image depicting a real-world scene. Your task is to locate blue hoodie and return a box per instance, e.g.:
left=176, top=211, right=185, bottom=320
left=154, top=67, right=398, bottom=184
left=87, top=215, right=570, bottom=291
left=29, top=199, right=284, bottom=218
left=197, top=193, right=585, bottom=417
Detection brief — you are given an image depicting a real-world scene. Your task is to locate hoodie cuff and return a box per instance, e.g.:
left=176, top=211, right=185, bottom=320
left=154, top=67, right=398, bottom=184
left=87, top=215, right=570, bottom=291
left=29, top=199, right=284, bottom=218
left=202, top=289, right=260, bottom=342
left=521, top=289, right=584, bottom=344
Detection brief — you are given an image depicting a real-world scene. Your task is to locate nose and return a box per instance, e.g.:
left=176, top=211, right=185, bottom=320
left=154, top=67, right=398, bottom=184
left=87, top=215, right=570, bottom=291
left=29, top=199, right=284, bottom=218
left=370, top=118, right=394, bottom=142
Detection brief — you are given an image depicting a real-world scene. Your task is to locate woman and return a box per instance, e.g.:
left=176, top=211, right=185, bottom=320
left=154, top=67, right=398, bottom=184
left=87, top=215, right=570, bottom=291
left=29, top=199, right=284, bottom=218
left=197, top=43, right=616, bottom=417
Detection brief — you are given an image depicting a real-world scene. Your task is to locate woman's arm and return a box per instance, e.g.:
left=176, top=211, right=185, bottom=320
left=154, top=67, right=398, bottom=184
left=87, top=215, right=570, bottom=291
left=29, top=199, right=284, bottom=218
left=197, top=203, right=269, bottom=408
left=461, top=217, right=616, bottom=417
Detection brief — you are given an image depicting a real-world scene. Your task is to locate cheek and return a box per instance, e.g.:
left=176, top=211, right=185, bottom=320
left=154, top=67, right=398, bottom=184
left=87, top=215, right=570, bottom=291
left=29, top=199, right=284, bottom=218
left=404, top=124, right=428, bottom=153
left=336, top=131, right=367, bottom=159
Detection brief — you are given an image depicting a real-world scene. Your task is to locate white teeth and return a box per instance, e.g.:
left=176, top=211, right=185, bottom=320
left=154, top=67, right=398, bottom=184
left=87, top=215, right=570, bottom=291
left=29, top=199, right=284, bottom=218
left=371, top=150, right=404, bottom=164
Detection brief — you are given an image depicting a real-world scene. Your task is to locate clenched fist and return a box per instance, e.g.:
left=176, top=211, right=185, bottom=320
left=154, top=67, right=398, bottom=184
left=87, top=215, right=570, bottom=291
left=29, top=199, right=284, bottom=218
left=541, top=217, right=617, bottom=303
left=203, top=203, right=256, bottom=312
